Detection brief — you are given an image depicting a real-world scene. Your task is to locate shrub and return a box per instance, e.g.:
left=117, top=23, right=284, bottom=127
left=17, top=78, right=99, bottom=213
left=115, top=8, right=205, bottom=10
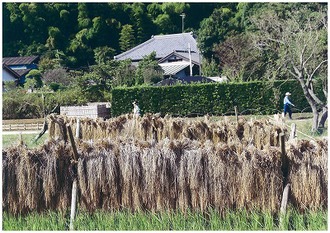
left=111, top=80, right=318, bottom=117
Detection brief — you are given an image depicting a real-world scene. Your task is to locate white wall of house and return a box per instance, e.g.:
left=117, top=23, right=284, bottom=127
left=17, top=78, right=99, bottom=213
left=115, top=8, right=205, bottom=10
left=2, top=69, right=16, bottom=82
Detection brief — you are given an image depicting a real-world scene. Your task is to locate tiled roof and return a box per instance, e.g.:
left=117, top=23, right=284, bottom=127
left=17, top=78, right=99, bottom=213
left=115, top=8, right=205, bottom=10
left=114, top=32, right=200, bottom=62
left=3, top=56, right=39, bottom=66
left=178, top=76, right=214, bottom=84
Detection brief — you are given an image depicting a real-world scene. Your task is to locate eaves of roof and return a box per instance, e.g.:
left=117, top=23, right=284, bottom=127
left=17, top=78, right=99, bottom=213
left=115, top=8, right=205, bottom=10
left=3, top=64, right=21, bottom=79
left=159, top=61, right=191, bottom=76
left=3, top=55, right=39, bottom=66
left=158, top=51, right=201, bottom=65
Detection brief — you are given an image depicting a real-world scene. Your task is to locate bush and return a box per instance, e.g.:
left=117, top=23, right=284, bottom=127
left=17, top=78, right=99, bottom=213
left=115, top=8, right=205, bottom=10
left=111, top=80, right=323, bottom=117
left=2, top=87, right=90, bottom=119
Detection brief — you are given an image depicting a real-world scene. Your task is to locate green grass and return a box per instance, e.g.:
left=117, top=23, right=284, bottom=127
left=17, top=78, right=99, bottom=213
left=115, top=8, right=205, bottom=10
left=2, top=133, right=48, bottom=149
left=2, top=208, right=327, bottom=231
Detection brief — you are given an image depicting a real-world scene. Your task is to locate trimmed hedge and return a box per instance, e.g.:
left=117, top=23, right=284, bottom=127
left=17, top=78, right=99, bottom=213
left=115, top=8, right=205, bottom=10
left=111, top=80, right=325, bottom=117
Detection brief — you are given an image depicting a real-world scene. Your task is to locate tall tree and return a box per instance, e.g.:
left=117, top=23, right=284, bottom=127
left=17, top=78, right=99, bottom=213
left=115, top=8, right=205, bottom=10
left=197, top=5, right=239, bottom=60
left=119, top=24, right=135, bottom=52
left=250, top=3, right=327, bottom=131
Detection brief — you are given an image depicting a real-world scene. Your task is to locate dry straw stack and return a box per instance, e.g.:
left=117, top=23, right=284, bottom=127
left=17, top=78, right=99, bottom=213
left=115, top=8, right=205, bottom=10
left=286, top=139, right=328, bottom=212
left=2, top=114, right=327, bottom=216
left=47, top=114, right=287, bottom=147
left=3, top=141, right=73, bottom=215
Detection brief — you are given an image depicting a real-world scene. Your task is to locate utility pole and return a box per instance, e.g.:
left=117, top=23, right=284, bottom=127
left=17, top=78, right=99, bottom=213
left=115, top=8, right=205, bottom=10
left=180, top=13, right=185, bottom=33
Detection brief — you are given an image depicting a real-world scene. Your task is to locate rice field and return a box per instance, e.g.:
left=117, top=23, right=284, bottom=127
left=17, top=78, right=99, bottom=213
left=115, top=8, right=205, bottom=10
left=3, top=207, right=327, bottom=231
left=2, top=113, right=328, bottom=230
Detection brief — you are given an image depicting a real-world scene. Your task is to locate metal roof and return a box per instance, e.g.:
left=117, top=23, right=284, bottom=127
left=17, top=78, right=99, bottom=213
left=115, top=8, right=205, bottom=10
left=114, top=32, right=200, bottom=62
left=2, top=56, right=39, bottom=66
left=159, top=61, right=191, bottom=75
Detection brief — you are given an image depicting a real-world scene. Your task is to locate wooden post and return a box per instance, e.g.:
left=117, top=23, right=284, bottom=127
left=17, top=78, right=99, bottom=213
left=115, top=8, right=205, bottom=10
left=289, top=123, right=296, bottom=140
left=280, top=133, right=288, bottom=181
left=75, top=118, right=80, bottom=139
left=234, top=106, right=238, bottom=123
left=19, top=132, right=23, bottom=145
left=279, top=183, right=291, bottom=228
left=69, top=179, right=78, bottom=231
left=67, top=124, right=79, bottom=230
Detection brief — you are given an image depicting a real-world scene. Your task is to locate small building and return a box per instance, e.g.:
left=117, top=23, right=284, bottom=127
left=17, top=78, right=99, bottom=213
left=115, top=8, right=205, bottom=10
left=60, top=103, right=111, bottom=119
left=114, top=32, right=202, bottom=79
left=2, top=55, right=39, bottom=86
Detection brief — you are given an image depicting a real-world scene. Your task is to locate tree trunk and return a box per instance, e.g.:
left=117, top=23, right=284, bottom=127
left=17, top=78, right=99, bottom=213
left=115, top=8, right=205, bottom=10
left=319, top=107, right=328, bottom=128
left=311, top=106, right=319, bottom=132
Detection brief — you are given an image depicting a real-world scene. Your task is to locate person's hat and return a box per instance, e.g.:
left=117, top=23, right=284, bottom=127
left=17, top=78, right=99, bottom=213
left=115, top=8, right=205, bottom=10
left=285, top=92, right=291, bottom=96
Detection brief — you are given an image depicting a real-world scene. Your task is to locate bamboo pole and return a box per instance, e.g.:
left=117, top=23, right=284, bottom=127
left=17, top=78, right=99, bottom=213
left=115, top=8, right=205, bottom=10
left=69, top=179, right=78, bottom=231
left=279, top=133, right=288, bottom=178
left=279, top=183, right=291, bottom=228
left=234, top=106, right=238, bottom=123
left=290, top=123, right=296, bottom=140
left=76, top=118, right=80, bottom=139
left=67, top=123, right=79, bottom=230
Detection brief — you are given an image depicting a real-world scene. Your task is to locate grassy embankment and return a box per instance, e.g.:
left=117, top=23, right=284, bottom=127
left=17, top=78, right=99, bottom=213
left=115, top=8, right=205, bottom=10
left=3, top=208, right=327, bottom=231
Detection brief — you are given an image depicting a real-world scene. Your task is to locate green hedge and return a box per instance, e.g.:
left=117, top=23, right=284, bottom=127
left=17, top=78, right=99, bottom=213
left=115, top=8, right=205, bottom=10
left=111, top=80, right=325, bottom=117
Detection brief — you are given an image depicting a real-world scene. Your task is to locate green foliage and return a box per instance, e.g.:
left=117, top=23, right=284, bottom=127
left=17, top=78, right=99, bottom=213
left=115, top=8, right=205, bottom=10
left=3, top=81, right=18, bottom=91
left=135, top=52, right=163, bottom=85
left=3, top=208, right=327, bottom=231
left=3, top=90, right=44, bottom=119
left=2, top=86, right=90, bottom=119
left=201, top=58, right=219, bottom=77
left=111, top=80, right=320, bottom=117
left=119, top=24, right=136, bottom=52
left=197, top=6, right=240, bottom=60
left=3, top=2, right=217, bottom=67
left=25, top=69, right=43, bottom=88
left=94, top=46, right=115, bottom=65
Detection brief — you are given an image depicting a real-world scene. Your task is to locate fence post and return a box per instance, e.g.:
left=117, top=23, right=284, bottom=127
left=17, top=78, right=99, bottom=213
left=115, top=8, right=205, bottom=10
left=234, top=106, right=238, bottom=123
left=67, top=124, right=79, bottom=231
left=19, top=132, right=23, bottom=145
left=290, top=123, right=296, bottom=140
left=279, top=183, right=291, bottom=229
left=279, top=133, right=290, bottom=229
left=76, top=118, right=80, bottom=139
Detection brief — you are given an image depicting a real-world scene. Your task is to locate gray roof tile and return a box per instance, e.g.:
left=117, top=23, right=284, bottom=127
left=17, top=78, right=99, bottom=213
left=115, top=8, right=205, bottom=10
left=114, top=32, right=200, bottom=62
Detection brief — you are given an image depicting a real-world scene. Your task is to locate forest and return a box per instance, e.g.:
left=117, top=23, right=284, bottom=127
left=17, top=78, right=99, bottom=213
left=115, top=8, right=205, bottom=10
left=3, top=3, right=326, bottom=74
left=2, top=2, right=328, bottom=130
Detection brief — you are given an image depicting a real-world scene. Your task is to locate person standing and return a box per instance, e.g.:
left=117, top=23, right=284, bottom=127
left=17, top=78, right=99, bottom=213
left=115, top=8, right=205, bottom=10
left=132, top=100, right=140, bottom=116
left=283, top=92, right=295, bottom=119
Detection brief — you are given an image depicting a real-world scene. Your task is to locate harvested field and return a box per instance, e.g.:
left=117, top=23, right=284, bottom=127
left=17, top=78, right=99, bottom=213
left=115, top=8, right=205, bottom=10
left=2, top=114, right=328, bottom=216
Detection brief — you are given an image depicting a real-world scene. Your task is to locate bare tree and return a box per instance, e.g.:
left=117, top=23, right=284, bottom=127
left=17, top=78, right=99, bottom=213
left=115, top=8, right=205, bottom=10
left=250, top=4, right=327, bottom=131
